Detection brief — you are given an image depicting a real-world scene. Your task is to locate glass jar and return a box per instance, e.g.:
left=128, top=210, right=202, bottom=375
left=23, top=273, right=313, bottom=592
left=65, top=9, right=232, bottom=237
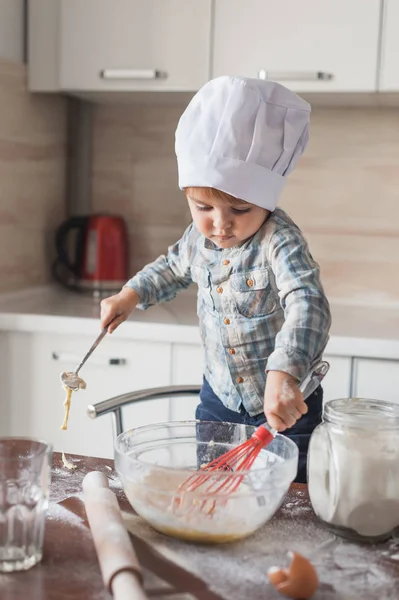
left=308, top=398, right=399, bottom=543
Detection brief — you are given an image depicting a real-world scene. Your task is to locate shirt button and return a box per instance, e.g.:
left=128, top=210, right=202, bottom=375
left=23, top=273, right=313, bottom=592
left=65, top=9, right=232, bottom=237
left=229, top=348, right=236, bottom=355
left=222, top=259, right=230, bottom=266
left=223, top=318, right=230, bottom=325
left=246, top=279, right=254, bottom=287
left=217, top=286, right=223, bottom=294
left=236, top=376, right=244, bottom=384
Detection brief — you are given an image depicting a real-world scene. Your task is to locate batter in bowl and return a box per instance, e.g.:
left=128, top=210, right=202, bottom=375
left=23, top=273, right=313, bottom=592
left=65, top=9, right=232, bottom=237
left=123, top=463, right=282, bottom=543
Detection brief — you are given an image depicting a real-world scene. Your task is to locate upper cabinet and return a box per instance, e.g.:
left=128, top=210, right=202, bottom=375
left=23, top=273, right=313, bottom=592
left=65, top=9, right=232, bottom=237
left=212, top=0, right=381, bottom=92
left=28, top=0, right=212, bottom=92
left=0, top=0, right=24, bottom=63
left=29, top=0, right=399, bottom=96
left=379, top=0, right=399, bottom=91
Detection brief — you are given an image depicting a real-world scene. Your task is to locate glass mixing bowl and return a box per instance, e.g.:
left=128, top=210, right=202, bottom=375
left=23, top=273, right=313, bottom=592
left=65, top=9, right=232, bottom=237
left=115, top=421, right=298, bottom=543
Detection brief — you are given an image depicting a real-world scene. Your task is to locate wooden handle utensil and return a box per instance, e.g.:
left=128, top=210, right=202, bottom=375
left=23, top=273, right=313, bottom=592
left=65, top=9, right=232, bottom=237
left=83, top=471, right=148, bottom=600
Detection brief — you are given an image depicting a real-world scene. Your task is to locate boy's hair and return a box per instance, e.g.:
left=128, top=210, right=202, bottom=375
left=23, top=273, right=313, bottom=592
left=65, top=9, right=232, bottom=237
left=184, top=186, right=246, bottom=206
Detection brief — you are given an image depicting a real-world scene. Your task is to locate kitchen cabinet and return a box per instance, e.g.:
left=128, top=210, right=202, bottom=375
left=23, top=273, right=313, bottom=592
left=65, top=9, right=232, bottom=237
left=0, top=333, right=9, bottom=436
left=379, top=0, right=399, bottom=91
left=212, top=0, right=382, bottom=92
left=322, top=355, right=352, bottom=403
left=0, top=0, right=24, bottom=63
left=5, top=332, right=171, bottom=458
left=28, top=0, right=212, bottom=92
left=353, top=357, right=399, bottom=403
left=170, top=343, right=203, bottom=421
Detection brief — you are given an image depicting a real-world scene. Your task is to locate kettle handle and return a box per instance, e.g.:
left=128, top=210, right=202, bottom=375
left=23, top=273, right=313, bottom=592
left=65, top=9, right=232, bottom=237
left=55, top=216, right=87, bottom=277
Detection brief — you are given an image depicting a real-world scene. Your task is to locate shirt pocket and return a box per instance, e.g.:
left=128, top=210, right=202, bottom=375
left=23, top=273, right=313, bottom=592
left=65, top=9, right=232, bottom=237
left=191, top=265, right=210, bottom=288
left=191, top=266, right=214, bottom=311
left=231, top=267, right=277, bottom=318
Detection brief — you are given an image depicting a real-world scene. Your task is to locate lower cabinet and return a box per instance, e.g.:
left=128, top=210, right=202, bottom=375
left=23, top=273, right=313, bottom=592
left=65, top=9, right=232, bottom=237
left=322, top=355, right=352, bottom=404
left=354, top=358, right=399, bottom=404
left=5, top=332, right=171, bottom=459
left=3, top=328, right=398, bottom=461
left=322, top=355, right=399, bottom=405
left=0, top=333, right=9, bottom=437
left=170, top=343, right=203, bottom=421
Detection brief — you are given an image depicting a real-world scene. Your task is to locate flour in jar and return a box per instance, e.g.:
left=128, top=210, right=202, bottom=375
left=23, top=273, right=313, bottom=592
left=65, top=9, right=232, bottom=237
left=308, top=425, right=399, bottom=538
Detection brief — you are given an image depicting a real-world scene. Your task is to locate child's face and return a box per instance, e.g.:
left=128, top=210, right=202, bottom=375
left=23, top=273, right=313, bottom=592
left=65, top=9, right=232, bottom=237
left=186, top=189, right=269, bottom=249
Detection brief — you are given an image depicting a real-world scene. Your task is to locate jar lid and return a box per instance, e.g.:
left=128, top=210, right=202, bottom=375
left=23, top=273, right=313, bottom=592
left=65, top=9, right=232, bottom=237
left=324, top=398, right=399, bottom=430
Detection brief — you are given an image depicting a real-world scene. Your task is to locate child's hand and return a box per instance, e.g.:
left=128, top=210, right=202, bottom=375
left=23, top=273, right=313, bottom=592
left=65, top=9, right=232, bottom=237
left=100, top=287, right=140, bottom=333
left=264, top=371, right=308, bottom=432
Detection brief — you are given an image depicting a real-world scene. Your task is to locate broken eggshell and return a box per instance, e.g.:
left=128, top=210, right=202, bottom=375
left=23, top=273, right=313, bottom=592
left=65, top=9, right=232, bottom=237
left=268, top=551, right=318, bottom=599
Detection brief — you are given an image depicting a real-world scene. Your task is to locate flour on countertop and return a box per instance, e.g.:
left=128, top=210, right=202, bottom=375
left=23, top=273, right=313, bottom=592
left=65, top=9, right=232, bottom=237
left=123, top=487, right=399, bottom=600
left=46, top=501, right=86, bottom=528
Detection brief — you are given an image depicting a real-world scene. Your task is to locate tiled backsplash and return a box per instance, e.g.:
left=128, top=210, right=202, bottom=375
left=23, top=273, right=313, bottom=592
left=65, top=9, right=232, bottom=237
left=92, top=102, right=190, bottom=277
left=0, top=60, right=66, bottom=292
left=92, top=101, right=399, bottom=307
left=2, top=60, right=398, bottom=307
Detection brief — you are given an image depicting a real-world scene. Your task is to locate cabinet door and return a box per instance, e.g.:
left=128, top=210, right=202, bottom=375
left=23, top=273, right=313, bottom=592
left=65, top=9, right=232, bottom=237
left=213, top=0, right=381, bottom=92
left=322, top=355, right=352, bottom=404
left=0, top=0, right=24, bottom=63
left=0, top=333, right=9, bottom=436
left=170, top=343, right=203, bottom=421
left=7, top=332, right=171, bottom=459
left=354, top=358, right=399, bottom=403
left=379, top=0, right=399, bottom=91
left=59, top=0, right=211, bottom=91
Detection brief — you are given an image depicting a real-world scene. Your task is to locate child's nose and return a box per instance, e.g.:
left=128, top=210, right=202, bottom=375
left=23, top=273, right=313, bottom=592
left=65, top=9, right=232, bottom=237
left=213, top=211, right=232, bottom=231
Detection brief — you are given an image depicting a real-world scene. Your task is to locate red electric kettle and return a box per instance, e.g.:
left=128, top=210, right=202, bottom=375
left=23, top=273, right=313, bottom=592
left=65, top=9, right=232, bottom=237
left=52, top=215, right=129, bottom=293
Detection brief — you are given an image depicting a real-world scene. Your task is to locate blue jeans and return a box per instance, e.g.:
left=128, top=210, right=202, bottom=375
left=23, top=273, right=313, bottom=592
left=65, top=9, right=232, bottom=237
left=195, top=377, right=323, bottom=483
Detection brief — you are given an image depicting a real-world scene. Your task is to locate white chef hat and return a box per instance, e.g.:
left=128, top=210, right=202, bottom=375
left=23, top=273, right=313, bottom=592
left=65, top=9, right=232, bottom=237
left=175, top=76, right=311, bottom=211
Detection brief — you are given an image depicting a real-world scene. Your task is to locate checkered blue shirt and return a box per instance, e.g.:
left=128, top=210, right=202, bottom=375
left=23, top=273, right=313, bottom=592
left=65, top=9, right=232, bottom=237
left=126, top=209, right=331, bottom=416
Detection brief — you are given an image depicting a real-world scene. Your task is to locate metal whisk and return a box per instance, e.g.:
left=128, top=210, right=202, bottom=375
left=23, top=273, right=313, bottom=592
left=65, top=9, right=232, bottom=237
left=174, top=361, right=329, bottom=513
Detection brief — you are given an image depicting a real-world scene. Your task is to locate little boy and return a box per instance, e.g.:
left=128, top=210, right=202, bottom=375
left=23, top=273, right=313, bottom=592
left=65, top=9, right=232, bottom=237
left=100, top=76, right=331, bottom=483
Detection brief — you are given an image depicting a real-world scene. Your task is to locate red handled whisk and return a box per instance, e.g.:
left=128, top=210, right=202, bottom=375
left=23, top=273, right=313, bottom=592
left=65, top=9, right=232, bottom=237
left=174, top=361, right=329, bottom=513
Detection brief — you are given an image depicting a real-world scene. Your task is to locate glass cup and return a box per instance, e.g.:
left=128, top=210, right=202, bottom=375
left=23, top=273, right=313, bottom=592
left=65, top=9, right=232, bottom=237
left=0, top=438, right=52, bottom=572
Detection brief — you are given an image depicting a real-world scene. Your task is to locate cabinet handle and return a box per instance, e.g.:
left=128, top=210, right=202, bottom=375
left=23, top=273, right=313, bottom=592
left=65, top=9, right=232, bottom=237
left=258, top=70, right=333, bottom=82
left=99, top=69, right=168, bottom=81
left=52, top=352, right=127, bottom=367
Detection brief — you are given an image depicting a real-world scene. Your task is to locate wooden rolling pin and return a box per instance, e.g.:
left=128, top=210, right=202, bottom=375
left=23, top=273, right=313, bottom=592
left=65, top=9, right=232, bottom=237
left=83, top=471, right=148, bottom=600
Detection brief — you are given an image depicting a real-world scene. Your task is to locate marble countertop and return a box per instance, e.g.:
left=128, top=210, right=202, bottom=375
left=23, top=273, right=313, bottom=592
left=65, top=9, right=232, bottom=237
left=0, top=285, right=201, bottom=344
left=0, top=285, right=398, bottom=359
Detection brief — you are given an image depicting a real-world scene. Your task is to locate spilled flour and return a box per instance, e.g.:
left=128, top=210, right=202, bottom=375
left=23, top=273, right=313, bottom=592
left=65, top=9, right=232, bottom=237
left=280, top=492, right=312, bottom=517
left=123, top=487, right=399, bottom=600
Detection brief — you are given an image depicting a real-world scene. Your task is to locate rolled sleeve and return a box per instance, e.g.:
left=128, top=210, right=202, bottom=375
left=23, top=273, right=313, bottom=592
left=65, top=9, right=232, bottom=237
left=266, top=226, right=331, bottom=381
left=125, top=224, right=194, bottom=309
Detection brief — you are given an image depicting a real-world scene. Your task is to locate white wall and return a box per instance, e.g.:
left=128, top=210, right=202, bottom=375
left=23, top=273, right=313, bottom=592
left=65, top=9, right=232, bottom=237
left=0, top=0, right=24, bottom=63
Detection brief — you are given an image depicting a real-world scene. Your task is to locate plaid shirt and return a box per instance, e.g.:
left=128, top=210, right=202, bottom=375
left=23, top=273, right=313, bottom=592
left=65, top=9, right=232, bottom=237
left=126, top=208, right=331, bottom=416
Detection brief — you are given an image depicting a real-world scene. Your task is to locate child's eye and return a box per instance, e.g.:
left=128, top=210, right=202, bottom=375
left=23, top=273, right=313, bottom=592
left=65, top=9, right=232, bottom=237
left=232, top=208, right=251, bottom=214
left=195, top=205, right=212, bottom=212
